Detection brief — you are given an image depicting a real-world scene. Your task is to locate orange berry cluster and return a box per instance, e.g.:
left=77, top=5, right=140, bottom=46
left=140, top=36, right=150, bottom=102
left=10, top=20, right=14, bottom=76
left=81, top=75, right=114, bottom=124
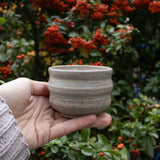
left=93, top=29, right=110, bottom=46
left=16, top=54, right=25, bottom=59
left=74, top=0, right=91, bottom=18
left=149, top=1, right=160, bottom=13
left=117, top=143, right=124, bottom=149
left=71, top=59, right=83, bottom=65
left=44, top=24, right=68, bottom=53
left=131, top=149, right=140, bottom=156
left=116, top=26, right=134, bottom=42
left=90, top=61, right=103, bottom=66
left=90, top=4, right=109, bottom=20
left=133, top=0, right=151, bottom=9
left=114, top=0, right=136, bottom=14
left=0, top=61, right=12, bottom=80
left=30, top=0, right=76, bottom=12
left=70, top=37, right=97, bottom=53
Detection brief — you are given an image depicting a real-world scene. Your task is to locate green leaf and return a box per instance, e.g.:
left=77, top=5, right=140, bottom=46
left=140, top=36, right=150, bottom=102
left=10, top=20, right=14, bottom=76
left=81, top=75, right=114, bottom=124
left=89, top=49, right=102, bottom=57
left=82, top=26, right=90, bottom=34
left=68, top=32, right=79, bottom=37
left=81, top=149, right=93, bottom=156
left=0, top=17, right=6, bottom=25
left=142, top=136, right=154, bottom=158
left=69, top=142, right=86, bottom=148
left=79, top=47, right=89, bottom=58
left=51, top=145, right=58, bottom=153
left=67, top=150, right=80, bottom=160
left=120, top=147, right=129, bottom=160
left=81, top=128, right=90, bottom=142
left=97, top=134, right=108, bottom=145
left=60, top=135, right=68, bottom=144
left=148, top=132, right=158, bottom=139
left=111, top=154, right=121, bottom=160
left=122, top=129, right=132, bottom=137
left=89, top=136, right=96, bottom=145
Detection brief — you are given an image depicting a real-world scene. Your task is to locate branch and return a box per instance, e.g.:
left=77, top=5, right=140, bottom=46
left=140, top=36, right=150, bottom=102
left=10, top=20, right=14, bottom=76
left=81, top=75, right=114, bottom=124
left=145, top=104, right=160, bottom=110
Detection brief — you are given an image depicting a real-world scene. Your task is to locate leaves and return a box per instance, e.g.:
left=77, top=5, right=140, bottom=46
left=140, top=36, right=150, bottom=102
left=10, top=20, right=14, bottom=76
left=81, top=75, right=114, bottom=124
left=81, top=128, right=91, bottom=142
left=0, top=17, right=6, bottom=25
left=81, top=149, right=93, bottom=156
left=120, top=147, right=129, bottom=160
left=79, top=47, right=89, bottom=58
left=142, top=136, right=154, bottom=158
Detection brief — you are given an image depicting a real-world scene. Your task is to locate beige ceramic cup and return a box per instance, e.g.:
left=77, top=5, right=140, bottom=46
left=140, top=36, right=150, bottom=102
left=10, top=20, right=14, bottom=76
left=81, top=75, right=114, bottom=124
left=48, top=65, right=113, bottom=118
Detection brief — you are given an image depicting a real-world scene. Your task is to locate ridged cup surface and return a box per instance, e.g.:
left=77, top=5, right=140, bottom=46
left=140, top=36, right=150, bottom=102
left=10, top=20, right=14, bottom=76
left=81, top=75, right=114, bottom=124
left=48, top=65, right=113, bottom=118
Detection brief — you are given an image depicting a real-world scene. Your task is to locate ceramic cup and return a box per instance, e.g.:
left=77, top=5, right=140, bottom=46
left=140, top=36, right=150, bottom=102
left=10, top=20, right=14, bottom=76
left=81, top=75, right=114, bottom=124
left=48, top=65, right=113, bottom=118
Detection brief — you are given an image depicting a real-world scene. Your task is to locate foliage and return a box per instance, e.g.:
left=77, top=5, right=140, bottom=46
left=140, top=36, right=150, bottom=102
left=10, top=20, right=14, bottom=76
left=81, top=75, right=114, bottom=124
left=1, top=0, right=160, bottom=159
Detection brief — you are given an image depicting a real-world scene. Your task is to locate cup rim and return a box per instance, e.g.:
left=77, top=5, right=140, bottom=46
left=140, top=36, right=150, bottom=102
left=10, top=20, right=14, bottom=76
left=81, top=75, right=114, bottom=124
left=48, top=65, right=113, bottom=72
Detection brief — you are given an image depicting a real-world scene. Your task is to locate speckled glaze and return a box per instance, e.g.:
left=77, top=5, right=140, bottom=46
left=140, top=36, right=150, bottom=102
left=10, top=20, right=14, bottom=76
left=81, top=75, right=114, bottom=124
left=48, top=65, right=113, bottom=118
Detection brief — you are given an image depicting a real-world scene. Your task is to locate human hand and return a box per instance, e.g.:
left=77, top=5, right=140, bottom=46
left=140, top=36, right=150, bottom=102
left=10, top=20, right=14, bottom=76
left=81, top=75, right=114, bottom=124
left=0, top=78, right=112, bottom=150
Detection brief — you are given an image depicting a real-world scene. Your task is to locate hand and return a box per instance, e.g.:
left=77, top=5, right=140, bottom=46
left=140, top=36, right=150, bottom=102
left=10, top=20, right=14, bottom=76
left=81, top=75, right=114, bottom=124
left=0, top=78, right=112, bottom=150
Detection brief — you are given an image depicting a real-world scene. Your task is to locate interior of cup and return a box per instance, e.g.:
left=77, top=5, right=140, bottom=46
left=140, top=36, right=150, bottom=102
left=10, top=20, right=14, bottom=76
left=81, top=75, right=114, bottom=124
left=49, top=65, right=112, bottom=72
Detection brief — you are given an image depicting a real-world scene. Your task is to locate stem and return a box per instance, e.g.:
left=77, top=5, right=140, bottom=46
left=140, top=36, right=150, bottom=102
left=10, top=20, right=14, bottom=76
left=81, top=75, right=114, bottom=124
left=145, top=104, right=160, bottom=110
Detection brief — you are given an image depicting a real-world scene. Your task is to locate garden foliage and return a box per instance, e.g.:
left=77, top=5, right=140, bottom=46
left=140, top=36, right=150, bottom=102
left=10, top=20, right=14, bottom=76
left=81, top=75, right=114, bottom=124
left=1, top=0, right=160, bottom=159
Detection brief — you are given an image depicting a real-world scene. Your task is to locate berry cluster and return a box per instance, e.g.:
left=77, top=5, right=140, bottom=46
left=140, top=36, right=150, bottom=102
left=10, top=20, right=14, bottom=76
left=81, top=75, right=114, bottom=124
left=117, top=143, right=124, bottom=149
left=148, top=1, right=160, bottom=13
left=70, top=37, right=97, bottom=53
left=114, top=0, right=136, bottom=14
left=107, top=4, right=121, bottom=25
left=131, top=149, right=140, bottom=156
left=44, top=24, right=68, bottom=53
left=0, top=61, right=12, bottom=80
left=30, top=0, right=76, bottom=11
left=90, top=4, right=109, bottom=20
left=16, top=54, right=25, bottom=60
left=74, top=0, right=91, bottom=18
left=93, top=29, right=110, bottom=45
left=44, top=24, right=68, bottom=45
left=71, top=59, right=83, bottom=65
left=116, top=26, right=134, bottom=42
left=132, top=0, right=151, bottom=9
left=54, top=18, right=75, bottom=30
left=90, top=61, right=103, bottom=66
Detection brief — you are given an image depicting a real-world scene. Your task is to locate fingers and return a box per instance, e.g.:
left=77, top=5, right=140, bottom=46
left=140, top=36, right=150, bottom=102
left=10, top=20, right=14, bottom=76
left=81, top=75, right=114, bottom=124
left=91, top=113, right=112, bottom=128
left=31, top=80, right=49, bottom=96
left=50, top=114, right=97, bottom=140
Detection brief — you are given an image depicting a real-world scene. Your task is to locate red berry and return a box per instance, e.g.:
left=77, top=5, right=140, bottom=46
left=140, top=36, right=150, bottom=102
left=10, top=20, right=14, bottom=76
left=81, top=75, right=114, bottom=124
left=137, top=103, right=140, bottom=107
left=99, top=152, right=104, bottom=157
left=8, top=44, right=12, bottom=48
left=118, top=136, right=122, bottom=141
left=20, top=54, right=25, bottom=58
left=117, top=143, right=124, bottom=149
left=40, top=151, right=45, bottom=156
left=16, top=55, right=21, bottom=59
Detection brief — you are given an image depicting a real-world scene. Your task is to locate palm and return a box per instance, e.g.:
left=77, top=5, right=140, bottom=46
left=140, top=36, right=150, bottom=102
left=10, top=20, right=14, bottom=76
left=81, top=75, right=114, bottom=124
left=0, top=78, right=112, bottom=150
left=0, top=78, right=55, bottom=149
left=16, top=96, right=55, bottom=150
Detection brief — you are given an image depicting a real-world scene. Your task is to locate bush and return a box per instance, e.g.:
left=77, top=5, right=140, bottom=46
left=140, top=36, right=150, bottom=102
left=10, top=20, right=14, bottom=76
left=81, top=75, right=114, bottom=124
left=1, top=0, right=160, bottom=159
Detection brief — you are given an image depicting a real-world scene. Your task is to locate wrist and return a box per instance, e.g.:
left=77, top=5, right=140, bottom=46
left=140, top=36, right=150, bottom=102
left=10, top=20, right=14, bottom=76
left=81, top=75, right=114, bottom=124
left=0, top=97, right=30, bottom=159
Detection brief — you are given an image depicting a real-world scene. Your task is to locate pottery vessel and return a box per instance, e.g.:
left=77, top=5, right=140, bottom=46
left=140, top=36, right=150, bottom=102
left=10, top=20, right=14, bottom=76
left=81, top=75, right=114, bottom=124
left=48, top=65, right=113, bottom=118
